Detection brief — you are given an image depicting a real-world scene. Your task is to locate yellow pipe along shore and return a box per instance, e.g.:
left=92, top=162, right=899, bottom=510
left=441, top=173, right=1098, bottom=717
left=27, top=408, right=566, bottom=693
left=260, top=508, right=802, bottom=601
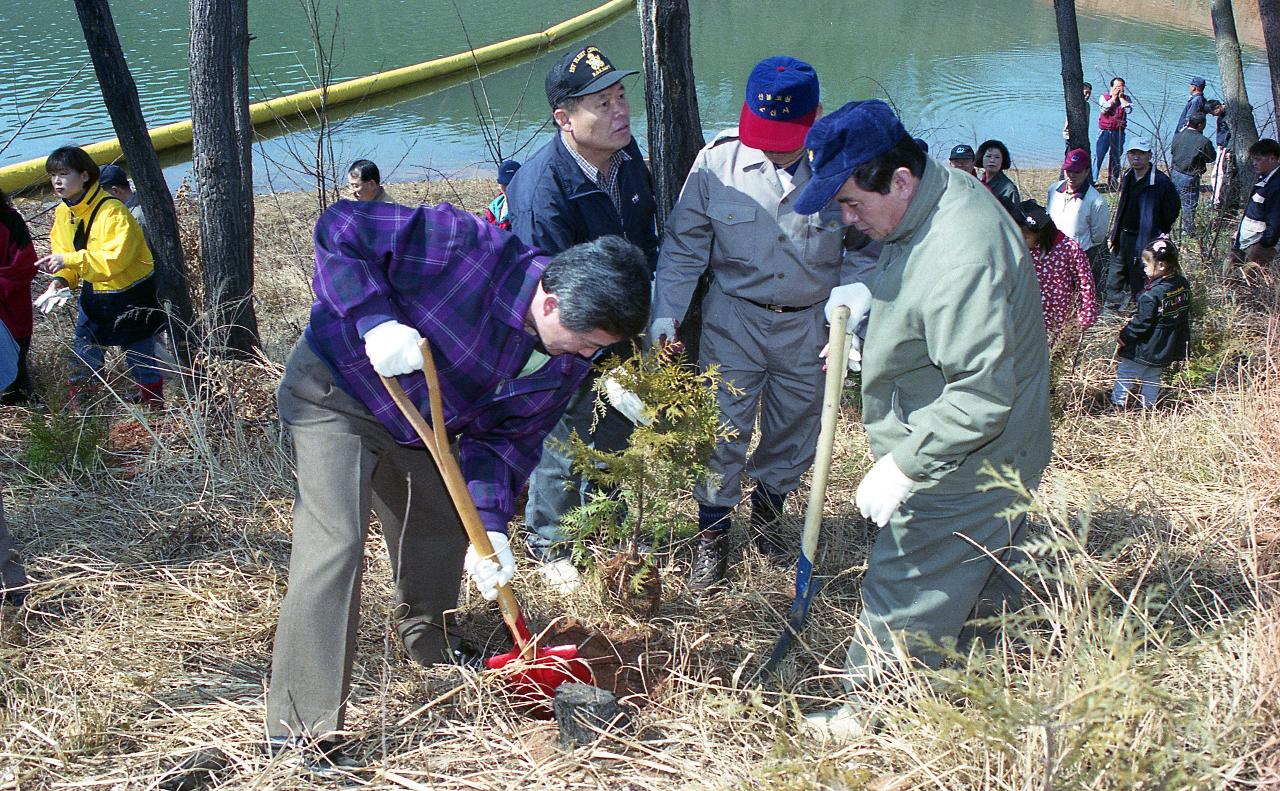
left=0, top=0, right=633, bottom=194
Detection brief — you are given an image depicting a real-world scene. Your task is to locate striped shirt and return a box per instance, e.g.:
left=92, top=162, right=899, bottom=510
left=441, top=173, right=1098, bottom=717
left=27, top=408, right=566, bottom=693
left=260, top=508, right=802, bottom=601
left=562, top=133, right=629, bottom=212
left=305, top=200, right=591, bottom=533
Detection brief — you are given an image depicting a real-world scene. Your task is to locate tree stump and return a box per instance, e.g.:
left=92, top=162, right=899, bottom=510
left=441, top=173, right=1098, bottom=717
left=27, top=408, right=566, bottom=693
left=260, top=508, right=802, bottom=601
left=554, top=683, right=631, bottom=747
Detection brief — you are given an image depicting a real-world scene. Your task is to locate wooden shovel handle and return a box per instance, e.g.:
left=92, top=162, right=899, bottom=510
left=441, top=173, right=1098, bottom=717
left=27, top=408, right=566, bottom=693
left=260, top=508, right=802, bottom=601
left=801, top=306, right=850, bottom=559
left=379, top=339, right=533, bottom=655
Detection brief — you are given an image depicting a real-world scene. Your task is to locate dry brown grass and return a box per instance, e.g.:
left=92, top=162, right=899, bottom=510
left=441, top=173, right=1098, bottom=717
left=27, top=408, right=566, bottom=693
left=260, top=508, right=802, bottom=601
left=1, top=174, right=1276, bottom=789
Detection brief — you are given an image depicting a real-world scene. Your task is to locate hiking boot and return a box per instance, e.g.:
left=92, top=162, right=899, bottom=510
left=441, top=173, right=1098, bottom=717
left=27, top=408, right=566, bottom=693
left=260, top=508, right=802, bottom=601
left=689, top=529, right=730, bottom=593
left=750, top=487, right=789, bottom=561
left=689, top=504, right=733, bottom=592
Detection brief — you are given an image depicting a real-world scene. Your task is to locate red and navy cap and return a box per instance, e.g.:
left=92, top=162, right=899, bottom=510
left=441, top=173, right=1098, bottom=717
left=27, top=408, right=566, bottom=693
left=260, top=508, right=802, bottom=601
left=738, top=56, right=820, bottom=151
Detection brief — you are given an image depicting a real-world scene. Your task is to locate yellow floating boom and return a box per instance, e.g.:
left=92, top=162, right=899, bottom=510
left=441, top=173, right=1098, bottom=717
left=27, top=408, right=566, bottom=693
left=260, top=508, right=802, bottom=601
left=0, top=0, right=633, bottom=193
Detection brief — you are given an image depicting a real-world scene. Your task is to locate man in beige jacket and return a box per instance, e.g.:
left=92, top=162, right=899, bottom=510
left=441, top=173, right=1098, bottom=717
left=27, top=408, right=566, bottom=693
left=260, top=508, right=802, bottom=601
left=650, top=56, right=871, bottom=592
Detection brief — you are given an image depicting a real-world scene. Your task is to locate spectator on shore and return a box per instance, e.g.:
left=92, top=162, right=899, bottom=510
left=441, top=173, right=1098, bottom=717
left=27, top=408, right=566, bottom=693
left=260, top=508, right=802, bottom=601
left=98, top=164, right=146, bottom=234
left=504, top=44, right=658, bottom=593
left=1175, top=76, right=1207, bottom=133
left=484, top=159, right=520, bottom=231
left=1047, top=148, right=1110, bottom=294
left=1112, top=236, right=1190, bottom=410
left=947, top=143, right=976, bottom=176
left=1062, top=82, right=1093, bottom=151
left=976, top=139, right=1020, bottom=216
left=34, top=146, right=167, bottom=407
left=1170, top=113, right=1217, bottom=235
left=1205, top=99, right=1232, bottom=208
left=0, top=320, right=30, bottom=606
left=0, top=188, right=36, bottom=405
left=1105, top=138, right=1180, bottom=311
left=346, top=159, right=394, bottom=203
left=1095, top=77, right=1132, bottom=190
left=1017, top=199, right=1097, bottom=343
left=1231, top=138, right=1280, bottom=272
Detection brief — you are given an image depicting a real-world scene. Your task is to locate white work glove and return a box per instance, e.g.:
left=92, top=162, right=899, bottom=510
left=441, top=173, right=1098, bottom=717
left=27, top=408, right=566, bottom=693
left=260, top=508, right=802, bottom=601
left=647, top=317, right=678, bottom=349
left=34, top=282, right=73, bottom=314
left=463, top=531, right=516, bottom=602
left=824, top=283, right=872, bottom=372
left=602, top=374, right=652, bottom=426
left=363, top=320, right=424, bottom=377
left=855, top=454, right=915, bottom=527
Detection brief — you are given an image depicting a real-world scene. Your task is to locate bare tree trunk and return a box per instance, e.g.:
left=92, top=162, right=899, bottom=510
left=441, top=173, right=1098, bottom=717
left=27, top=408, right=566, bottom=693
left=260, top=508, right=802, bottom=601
left=1054, top=0, right=1091, bottom=154
left=190, top=0, right=260, bottom=357
left=71, top=0, right=197, bottom=369
left=230, top=27, right=256, bottom=251
left=1259, top=0, right=1280, bottom=129
left=637, top=0, right=704, bottom=231
left=1211, top=0, right=1261, bottom=207
left=637, top=0, right=705, bottom=361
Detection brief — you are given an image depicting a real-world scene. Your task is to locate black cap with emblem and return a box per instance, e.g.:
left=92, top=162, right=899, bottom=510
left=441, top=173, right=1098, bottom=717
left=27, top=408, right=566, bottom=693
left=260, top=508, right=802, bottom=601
left=545, top=45, right=638, bottom=109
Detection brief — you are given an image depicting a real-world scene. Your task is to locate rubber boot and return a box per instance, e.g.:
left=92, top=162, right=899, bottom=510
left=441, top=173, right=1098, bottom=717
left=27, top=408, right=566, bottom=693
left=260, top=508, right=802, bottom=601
left=750, top=486, right=789, bottom=561
left=136, top=380, right=164, bottom=408
left=689, top=504, right=732, bottom=593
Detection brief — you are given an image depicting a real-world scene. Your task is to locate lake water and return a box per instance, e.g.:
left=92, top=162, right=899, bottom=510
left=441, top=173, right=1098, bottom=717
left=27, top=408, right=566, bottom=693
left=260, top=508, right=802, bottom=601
left=0, top=0, right=1272, bottom=192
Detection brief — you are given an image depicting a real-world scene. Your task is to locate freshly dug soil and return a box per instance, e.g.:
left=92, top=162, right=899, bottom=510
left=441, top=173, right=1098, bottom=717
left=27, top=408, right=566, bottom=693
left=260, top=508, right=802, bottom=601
left=543, top=618, right=672, bottom=704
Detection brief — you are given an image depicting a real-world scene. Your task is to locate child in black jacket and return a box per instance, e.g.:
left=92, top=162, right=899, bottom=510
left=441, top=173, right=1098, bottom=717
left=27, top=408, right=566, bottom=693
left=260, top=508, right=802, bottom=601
left=1111, top=236, right=1191, bottom=408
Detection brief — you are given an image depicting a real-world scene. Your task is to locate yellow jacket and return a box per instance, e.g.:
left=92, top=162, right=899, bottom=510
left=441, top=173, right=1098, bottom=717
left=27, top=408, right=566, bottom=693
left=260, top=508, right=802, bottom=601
left=49, top=182, right=153, bottom=292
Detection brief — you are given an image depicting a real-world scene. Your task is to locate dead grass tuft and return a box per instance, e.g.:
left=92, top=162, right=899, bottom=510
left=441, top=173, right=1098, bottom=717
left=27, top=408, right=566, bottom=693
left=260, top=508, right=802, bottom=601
left=0, top=172, right=1275, bottom=788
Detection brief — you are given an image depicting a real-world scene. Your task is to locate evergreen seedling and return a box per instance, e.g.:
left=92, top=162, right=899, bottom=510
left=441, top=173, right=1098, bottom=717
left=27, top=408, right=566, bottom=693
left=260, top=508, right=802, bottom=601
left=561, top=345, right=736, bottom=612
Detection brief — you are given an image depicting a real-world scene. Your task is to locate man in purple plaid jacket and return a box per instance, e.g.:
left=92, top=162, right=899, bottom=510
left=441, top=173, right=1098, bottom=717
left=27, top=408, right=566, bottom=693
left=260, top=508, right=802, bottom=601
left=264, top=199, right=649, bottom=759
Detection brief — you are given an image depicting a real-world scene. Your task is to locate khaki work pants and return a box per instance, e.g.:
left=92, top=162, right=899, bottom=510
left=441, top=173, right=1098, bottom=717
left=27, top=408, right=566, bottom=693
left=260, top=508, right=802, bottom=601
left=843, top=482, right=1031, bottom=692
left=265, top=339, right=468, bottom=739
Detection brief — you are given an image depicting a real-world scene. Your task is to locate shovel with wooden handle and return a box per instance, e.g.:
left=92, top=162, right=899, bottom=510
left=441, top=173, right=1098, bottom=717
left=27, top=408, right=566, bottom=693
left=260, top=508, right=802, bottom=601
left=762, top=305, right=850, bottom=673
left=379, top=338, right=591, bottom=707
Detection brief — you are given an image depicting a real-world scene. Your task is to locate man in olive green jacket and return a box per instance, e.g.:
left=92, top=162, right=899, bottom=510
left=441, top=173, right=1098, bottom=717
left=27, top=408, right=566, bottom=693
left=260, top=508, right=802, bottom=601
left=793, top=100, right=1051, bottom=738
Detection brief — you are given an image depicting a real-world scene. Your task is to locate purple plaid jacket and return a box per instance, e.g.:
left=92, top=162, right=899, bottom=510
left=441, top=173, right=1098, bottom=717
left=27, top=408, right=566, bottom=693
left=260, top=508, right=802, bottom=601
left=305, top=200, right=591, bottom=533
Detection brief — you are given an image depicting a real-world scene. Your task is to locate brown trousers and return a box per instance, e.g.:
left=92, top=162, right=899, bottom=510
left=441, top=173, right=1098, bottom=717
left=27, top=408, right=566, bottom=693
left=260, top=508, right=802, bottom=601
left=265, top=339, right=468, bottom=739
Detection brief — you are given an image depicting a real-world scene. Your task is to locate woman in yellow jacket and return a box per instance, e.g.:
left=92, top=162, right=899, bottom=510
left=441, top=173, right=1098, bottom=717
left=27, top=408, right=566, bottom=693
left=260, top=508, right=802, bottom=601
left=34, top=146, right=166, bottom=406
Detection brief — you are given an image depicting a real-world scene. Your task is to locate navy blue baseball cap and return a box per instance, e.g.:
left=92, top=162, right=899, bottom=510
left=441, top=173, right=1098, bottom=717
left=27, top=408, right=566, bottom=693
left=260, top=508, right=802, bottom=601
left=739, top=56, right=820, bottom=151
left=545, top=45, right=637, bottom=109
left=497, top=159, right=521, bottom=186
left=98, top=164, right=129, bottom=190
left=794, top=99, right=909, bottom=215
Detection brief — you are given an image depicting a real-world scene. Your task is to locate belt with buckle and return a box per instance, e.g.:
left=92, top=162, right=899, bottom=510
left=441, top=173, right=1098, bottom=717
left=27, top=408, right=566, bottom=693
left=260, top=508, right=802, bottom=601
left=741, top=297, right=814, bottom=313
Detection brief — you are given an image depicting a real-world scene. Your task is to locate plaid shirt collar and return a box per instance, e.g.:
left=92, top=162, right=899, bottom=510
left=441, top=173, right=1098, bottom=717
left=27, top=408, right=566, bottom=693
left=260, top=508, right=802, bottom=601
left=561, top=133, right=630, bottom=211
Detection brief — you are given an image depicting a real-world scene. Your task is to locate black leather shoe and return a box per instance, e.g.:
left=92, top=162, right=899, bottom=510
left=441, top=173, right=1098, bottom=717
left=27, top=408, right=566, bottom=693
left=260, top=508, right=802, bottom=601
left=688, top=530, right=729, bottom=593
left=448, top=638, right=486, bottom=671
left=265, top=737, right=363, bottom=774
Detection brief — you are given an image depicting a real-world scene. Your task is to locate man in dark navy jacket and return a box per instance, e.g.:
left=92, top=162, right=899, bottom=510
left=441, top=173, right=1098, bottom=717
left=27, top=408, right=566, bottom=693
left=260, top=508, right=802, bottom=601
left=1105, top=138, right=1180, bottom=310
left=504, top=45, right=658, bottom=590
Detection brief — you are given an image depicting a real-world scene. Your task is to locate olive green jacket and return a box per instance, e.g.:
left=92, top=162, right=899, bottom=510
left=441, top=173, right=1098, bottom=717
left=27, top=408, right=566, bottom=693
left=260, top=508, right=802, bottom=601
left=861, top=159, right=1051, bottom=495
